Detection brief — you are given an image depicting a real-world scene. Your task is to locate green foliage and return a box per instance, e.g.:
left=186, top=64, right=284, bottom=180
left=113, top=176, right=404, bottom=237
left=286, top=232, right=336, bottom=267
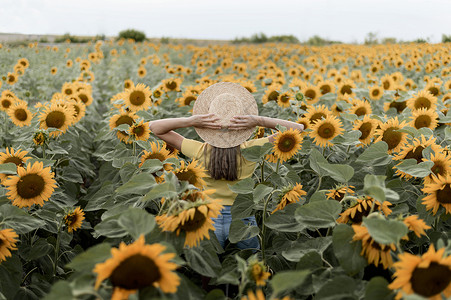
left=117, top=28, right=146, bottom=42
left=443, top=34, right=451, bottom=43
left=233, top=32, right=300, bottom=44
left=54, top=33, right=90, bottom=43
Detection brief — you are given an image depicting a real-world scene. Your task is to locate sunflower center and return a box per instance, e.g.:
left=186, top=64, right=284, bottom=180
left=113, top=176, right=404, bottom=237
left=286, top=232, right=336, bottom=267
left=436, top=183, right=451, bottom=204
left=8, top=75, right=16, bottom=83
left=410, top=262, right=451, bottom=297
left=175, top=170, right=198, bottom=186
left=130, top=91, right=146, bottom=106
left=320, top=85, right=331, bottom=94
left=405, top=146, right=424, bottom=163
left=310, top=113, right=326, bottom=123
left=280, top=95, right=290, bottom=103
left=278, top=136, right=296, bottom=152
left=1, top=99, right=12, bottom=109
left=389, top=101, right=407, bottom=113
left=45, top=111, right=66, bottom=129
left=414, top=97, right=432, bottom=110
left=428, top=87, right=439, bottom=96
left=305, top=89, right=316, bottom=100
left=382, top=128, right=402, bottom=151
left=318, top=123, right=335, bottom=139
left=78, top=93, right=88, bottom=104
left=180, top=208, right=207, bottom=232
left=110, top=254, right=161, bottom=290
left=4, top=157, right=24, bottom=166
left=115, top=115, right=134, bottom=127
left=431, top=162, right=445, bottom=177
left=184, top=96, right=196, bottom=106
left=132, top=126, right=144, bottom=136
left=349, top=201, right=372, bottom=223
left=268, top=91, right=279, bottom=101
left=16, top=174, right=45, bottom=199
left=340, top=85, right=352, bottom=95
left=64, top=213, right=77, bottom=226
left=64, top=89, right=73, bottom=95
left=14, top=108, right=28, bottom=121
left=354, top=107, right=367, bottom=116
left=359, top=122, right=373, bottom=140
left=383, top=81, right=390, bottom=90
left=73, top=106, right=80, bottom=117
left=414, top=115, right=432, bottom=129
left=153, top=90, right=162, bottom=98
left=166, top=81, right=177, bottom=90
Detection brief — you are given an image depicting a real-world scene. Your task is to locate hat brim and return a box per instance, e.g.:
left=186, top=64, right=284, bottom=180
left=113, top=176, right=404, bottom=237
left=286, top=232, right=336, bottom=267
left=193, top=82, right=258, bottom=148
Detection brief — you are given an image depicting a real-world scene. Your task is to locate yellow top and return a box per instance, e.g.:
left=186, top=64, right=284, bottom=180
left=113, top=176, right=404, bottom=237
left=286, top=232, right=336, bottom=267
left=181, top=137, right=270, bottom=206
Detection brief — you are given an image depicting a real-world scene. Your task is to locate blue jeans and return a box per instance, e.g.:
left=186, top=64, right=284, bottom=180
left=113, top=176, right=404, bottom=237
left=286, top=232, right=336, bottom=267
left=212, top=205, right=260, bottom=250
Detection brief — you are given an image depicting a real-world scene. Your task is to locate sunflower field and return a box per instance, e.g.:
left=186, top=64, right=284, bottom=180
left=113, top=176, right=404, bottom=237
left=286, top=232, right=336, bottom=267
left=0, top=39, right=450, bottom=300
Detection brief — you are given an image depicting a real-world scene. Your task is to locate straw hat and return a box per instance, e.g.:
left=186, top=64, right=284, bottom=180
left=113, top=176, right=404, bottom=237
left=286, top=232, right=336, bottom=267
left=193, top=82, right=258, bottom=148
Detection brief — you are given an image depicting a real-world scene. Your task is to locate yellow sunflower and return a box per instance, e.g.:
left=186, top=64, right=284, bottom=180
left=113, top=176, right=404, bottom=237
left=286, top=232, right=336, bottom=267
left=380, top=74, right=395, bottom=90
left=317, top=80, right=336, bottom=96
left=326, top=185, right=355, bottom=201
left=425, top=82, right=441, bottom=97
left=301, top=84, right=321, bottom=104
left=407, top=90, right=437, bottom=111
left=33, top=131, right=47, bottom=146
left=18, top=58, right=29, bottom=69
left=337, top=79, right=356, bottom=99
left=423, top=152, right=451, bottom=185
left=272, top=183, right=306, bottom=213
left=174, top=160, right=208, bottom=189
left=374, top=117, right=408, bottom=153
left=6, top=101, right=32, bottom=127
left=247, top=261, right=271, bottom=286
left=304, top=104, right=332, bottom=124
left=0, top=228, right=18, bottom=262
left=137, top=66, right=147, bottom=78
left=368, top=85, right=383, bottom=101
left=402, top=215, right=430, bottom=239
left=352, top=115, right=378, bottom=146
left=64, top=207, right=85, bottom=233
left=161, top=78, right=182, bottom=92
left=0, top=147, right=32, bottom=183
left=422, top=175, right=451, bottom=215
left=129, top=121, right=151, bottom=142
left=39, top=103, right=75, bottom=138
left=310, top=114, right=344, bottom=147
left=383, top=100, right=407, bottom=113
left=272, top=128, right=303, bottom=162
left=388, top=244, right=451, bottom=300
left=175, top=91, right=197, bottom=107
left=6, top=72, right=18, bottom=85
left=109, top=110, right=138, bottom=144
left=409, top=108, right=438, bottom=130
left=337, top=196, right=392, bottom=224
left=352, top=224, right=396, bottom=269
left=350, top=99, right=372, bottom=116
left=68, top=98, right=86, bottom=124
left=262, top=86, right=281, bottom=104
left=93, top=235, right=180, bottom=298
left=139, top=142, right=175, bottom=171
left=156, top=199, right=223, bottom=247
left=393, top=135, right=443, bottom=179
left=3, top=161, right=57, bottom=208
left=0, top=96, right=15, bottom=111
left=277, top=91, right=293, bottom=108
left=75, top=90, right=93, bottom=106
left=122, top=83, right=152, bottom=112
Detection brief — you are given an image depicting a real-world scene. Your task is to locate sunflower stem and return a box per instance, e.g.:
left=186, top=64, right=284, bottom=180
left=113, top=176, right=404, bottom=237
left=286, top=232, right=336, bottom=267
left=42, top=144, right=46, bottom=159
left=261, top=192, right=274, bottom=265
left=132, top=141, right=136, bottom=157
left=275, top=160, right=280, bottom=174
left=52, top=220, right=63, bottom=280
left=433, top=214, right=440, bottom=230
left=315, top=176, right=322, bottom=193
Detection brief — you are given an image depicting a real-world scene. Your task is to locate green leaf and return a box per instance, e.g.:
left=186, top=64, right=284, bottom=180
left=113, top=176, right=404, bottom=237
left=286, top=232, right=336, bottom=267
left=231, top=194, right=255, bottom=219
left=19, top=238, right=52, bottom=260
left=228, top=219, right=259, bottom=243
left=138, top=159, right=165, bottom=174
left=363, top=217, right=408, bottom=245
left=253, top=184, right=273, bottom=203
left=266, top=203, right=306, bottom=232
left=66, top=243, right=112, bottom=272
left=0, top=205, right=46, bottom=234
left=270, top=270, right=310, bottom=296
left=356, top=142, right=392, bottom=166
left=115, top=172, right=156, bottom=195
left=282, top=237, right=332, bottom=262
left=184, top=245, right=221, bottom=277
left=0, top=255, right=22, bottom=300
left=26, top=158, right=55, bottom=168
left=139, top=181, right=177, bottom=202
left=315, top=275, right=357, bottom=300
left=117, top=207, right=156, bottom=239
left=363, top=174, right=400, bottom=203
left=0, top=163, right=17, bottom=175
left=228, top=177, right=254, bottom=194
left=295, top=201, right=342, bottom=228
left=93, top=215, right=128, bottom=238
left=395, top=159, right=433, bottom=178
left=309, top=148, right=328, bottom=176
left=241, top=142, right=273, bottom=162
left=364, top=277, right=394, bottom=300
left=318, top=162, right=354, bottom=183
left=331, top=130, right=362, bottom=146
left=309, top=191, right=327, bottom=202
left=43, top=281, right=74, bottom=300
left=332, top=224, right=367, bottom=275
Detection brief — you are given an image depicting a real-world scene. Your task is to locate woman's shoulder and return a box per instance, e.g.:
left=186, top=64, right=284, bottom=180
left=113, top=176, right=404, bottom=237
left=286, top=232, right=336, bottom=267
left=181, top=138, right=207, bottom=159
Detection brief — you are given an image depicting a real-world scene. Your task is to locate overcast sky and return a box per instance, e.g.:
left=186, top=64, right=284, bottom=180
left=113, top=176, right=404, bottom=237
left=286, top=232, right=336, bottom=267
left=1, top=0, right=450, bottom=43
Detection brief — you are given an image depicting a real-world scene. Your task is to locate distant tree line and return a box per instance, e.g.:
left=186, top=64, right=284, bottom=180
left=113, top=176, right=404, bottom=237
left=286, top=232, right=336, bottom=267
left=232, top=33, right=300, bottom=44
left=54, top=33, right=106, bottom=43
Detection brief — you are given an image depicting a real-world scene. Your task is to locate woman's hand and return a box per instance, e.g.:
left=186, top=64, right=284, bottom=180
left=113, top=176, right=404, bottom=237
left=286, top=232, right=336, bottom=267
left=228, top=115, right=260, bottom=130
left=189, top=114, right=222, bottom=129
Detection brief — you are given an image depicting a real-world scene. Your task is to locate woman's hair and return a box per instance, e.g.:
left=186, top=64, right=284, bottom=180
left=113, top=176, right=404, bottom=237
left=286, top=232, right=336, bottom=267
left=204, top=145, right=242, bottom=181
